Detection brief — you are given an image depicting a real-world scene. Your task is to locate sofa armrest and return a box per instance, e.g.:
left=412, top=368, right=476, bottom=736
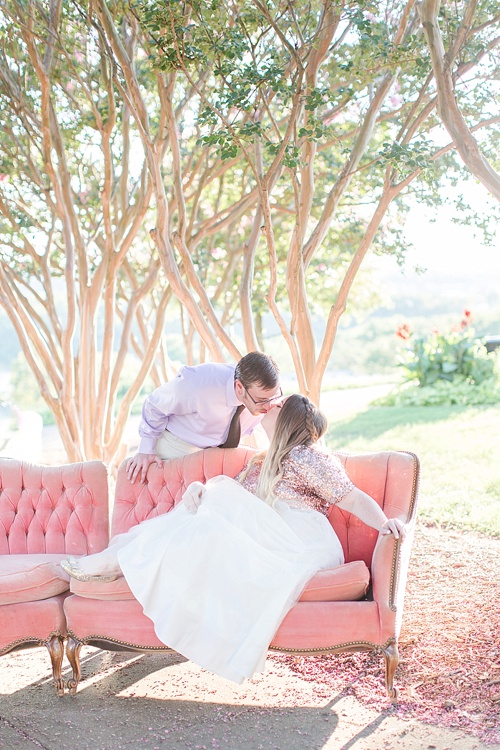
left=371, top=518, right=417, bottom=639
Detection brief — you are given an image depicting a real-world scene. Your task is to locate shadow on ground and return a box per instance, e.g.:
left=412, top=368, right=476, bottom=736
left=1, top=650, right=341, bottom=750
left=1, top=645, right=497, bottom=750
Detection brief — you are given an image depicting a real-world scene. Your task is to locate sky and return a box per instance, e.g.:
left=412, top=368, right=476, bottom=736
left=373, top=179, right=500, bottom=316
left=402, top=202, right=500, bottom=276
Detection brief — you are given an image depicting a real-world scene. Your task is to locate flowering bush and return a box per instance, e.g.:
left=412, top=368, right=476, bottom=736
left=395, top=310, right=495, bottom=388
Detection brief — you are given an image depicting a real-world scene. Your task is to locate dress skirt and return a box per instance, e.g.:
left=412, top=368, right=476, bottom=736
left=110, top=476, right=344, bottom=683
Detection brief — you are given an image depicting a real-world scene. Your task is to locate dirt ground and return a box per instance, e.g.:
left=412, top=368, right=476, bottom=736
left=1, top=521, right=499, bottom=750
left=2, top=393, right=498, bottom=749
left=273, top=522, right=500, bottom=747
left=0, top=642, right=497, bottom=750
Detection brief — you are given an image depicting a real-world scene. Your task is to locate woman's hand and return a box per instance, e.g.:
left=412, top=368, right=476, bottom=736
left=182, top=481, right=207, bottom=514
left=379, top=517, right=406, bottom=540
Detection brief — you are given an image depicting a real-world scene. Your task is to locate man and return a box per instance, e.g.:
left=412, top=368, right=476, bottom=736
left=126, top=351, right=282, bottom=482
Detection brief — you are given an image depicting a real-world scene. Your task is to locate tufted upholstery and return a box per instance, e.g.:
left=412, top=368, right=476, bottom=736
left=0, top=458, right=110, bottom=695
left=0, top=459, right=109, bottom=555
left=111, top=446, right=256, bottom=536
left=330, top=452, right=415, bottom=567
left=64, top=447, right=419, bottom=701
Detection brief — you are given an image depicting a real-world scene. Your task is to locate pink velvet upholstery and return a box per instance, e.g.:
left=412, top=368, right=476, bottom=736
left=0, top=459, right=109, bottom=555
left=110, top=447, right=256, bottom=536
left=0, top=459, right=109, bottom=695
left=68, top=558, right=370, bottom=603
left=0, top=554, right=71, bottom=605
left=64, top=447, right=419, bottom=700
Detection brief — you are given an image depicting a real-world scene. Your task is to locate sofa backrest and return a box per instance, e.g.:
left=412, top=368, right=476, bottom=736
left=112, top=448, right=419, bottom=564
left=0, top=459, right=109, bottom=555
left=332, top=451, right=419, bottom=566
left=112, top=447, right=255, bottom=537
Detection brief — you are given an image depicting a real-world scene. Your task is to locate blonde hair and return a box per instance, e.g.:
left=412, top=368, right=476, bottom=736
left=242, top=394, right=327, bottom=505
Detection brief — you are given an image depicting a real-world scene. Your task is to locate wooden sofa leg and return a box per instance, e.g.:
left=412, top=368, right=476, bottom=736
left=46, top=634, right=65, bottom=696
left=382, top=641, right=399, bottom=703
left=66, top=635, right=83, bottom=696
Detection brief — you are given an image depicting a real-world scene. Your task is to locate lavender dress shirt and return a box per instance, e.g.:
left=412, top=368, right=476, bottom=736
left=138, top=363, right=262, bottom=454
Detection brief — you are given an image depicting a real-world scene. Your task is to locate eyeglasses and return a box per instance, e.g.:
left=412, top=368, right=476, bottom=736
left=243, top=386, right=283, bottom=406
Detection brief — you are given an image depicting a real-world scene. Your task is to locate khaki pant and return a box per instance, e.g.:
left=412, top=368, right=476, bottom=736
left=155, top=430, right=202, bottom=460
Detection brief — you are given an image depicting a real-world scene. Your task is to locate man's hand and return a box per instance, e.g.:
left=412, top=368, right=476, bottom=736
left=126, top=453, right=163, bottom=484
left=182, top=481, right=207, bottom=514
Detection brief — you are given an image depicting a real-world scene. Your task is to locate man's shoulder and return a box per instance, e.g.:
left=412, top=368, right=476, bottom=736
left=179, top=362, right=235, bottom=386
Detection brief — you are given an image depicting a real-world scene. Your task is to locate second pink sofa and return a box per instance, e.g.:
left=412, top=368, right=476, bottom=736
left=0, top=458, right=109, bottom=694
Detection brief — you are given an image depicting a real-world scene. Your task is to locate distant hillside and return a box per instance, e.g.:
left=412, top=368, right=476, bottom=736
left=1, top=264, right=498, bottom=389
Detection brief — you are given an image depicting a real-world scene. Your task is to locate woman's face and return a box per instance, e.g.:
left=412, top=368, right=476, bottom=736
left=259, top=395, right=289, bottom=439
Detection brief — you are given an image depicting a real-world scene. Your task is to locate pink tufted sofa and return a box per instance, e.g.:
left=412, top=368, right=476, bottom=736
left=64, top=447, right=419, bottom=700
left=0, top=458, right=109, bottom=694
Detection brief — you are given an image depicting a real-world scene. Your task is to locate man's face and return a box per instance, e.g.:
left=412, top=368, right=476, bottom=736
left=234, top=380, right=283, bottom=415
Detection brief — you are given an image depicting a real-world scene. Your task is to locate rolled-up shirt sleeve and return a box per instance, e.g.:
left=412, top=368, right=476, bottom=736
left=138, top=378, right=194, bottom=454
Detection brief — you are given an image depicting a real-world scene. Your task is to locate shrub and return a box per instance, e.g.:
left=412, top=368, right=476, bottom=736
left=377, top=376, right=500, bottom=407
left=9, top=354, right=54, bottom=424
left=378, top=311, right=500, bottom=407
left=395, top=310, right=496, bottom=388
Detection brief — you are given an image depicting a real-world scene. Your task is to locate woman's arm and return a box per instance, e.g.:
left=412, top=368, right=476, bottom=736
left=336, top=487, right=406, bottom=540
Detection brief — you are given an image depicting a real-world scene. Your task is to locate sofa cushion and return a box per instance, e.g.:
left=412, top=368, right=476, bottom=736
left=299, top=560, right=369, bottom=602
left=69, top=559, right=370, bottom=603
left=0, top=554, right=70, bottom=605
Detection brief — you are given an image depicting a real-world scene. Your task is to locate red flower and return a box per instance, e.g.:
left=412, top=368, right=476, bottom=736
left=396, top=324, right=411, bottom=340
left=460, top=309, right=472, bottom=329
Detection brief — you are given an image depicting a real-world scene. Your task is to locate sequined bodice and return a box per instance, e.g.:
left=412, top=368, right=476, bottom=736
left=238, top=444, right=354, bottom=516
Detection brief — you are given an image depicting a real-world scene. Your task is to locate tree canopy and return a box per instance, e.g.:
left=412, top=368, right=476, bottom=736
left=0, top=0, right=498, bottom=462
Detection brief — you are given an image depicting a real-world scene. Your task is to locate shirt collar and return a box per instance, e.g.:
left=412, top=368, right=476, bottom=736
left=226, top=372, right=240, bottom=407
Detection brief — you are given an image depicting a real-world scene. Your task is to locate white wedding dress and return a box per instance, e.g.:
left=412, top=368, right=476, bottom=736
left=104, top=475, right=344, bottom=684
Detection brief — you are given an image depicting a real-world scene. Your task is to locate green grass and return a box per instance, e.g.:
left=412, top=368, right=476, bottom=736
left=325, top=403, right=500, bottom=537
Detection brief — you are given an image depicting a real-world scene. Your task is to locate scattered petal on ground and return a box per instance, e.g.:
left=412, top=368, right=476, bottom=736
left=270, top=522, right=500, bottom=745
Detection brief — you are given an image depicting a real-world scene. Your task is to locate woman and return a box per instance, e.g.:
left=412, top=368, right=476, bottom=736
left=61, top=395, right=405, bottom=684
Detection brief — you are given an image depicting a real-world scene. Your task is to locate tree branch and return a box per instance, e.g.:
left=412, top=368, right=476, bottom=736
left=418, top=0, right=500, bottom=201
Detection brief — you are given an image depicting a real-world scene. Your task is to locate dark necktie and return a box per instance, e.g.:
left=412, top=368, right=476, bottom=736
left=219, top=404, right=244, bottom=449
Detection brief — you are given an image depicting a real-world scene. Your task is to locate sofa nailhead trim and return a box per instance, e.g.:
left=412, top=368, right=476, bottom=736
left=67, top=630, right=175, bottom=652
left=269, top=637, right=396, bottom=654
left=66, top=631, right=396, bottom=656
left=388, top=452, right=420, bottom=612
left=0, top=629, right=65, bottom=655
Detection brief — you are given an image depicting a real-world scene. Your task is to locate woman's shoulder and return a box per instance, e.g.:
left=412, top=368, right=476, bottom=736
left=287, top=444, right=354, bottom=501
left=236, top=454, right=264, bottom=484
left=287, top=443, right=341, bottom=467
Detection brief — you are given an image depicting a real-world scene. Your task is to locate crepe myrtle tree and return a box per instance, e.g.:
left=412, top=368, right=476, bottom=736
left=0, top=0, right=499, bottom=463
left=418, top=0, right=500, bottom=202
left=0, top=0, right=176, bottom=464
left=99, top=0, right=500, bottom=398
